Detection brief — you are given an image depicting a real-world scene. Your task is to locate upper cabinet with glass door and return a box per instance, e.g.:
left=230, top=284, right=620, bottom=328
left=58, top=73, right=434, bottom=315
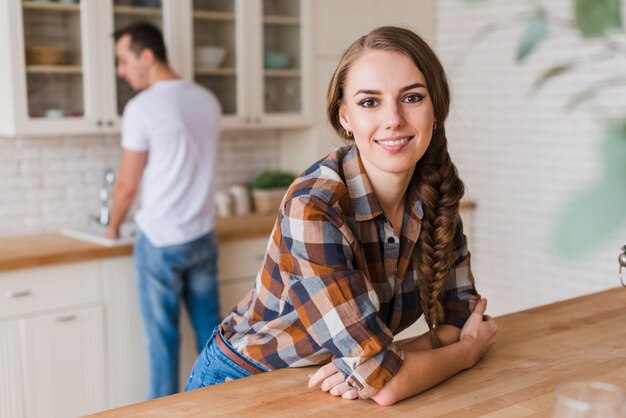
left=187, top=0, right=310, bottom=130
left=261, top=0, right=308, bottom=125
left=0, top=0, right=169, bottom=137
left=0, top=0, right=310, bottom=137
left=0, top=0, right=102, bottom=137
left=191, top=0, right=238, bottom=119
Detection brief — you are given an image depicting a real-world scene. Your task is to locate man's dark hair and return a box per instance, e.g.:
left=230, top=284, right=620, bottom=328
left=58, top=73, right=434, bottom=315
left=113, top=22, right=168, bottom=63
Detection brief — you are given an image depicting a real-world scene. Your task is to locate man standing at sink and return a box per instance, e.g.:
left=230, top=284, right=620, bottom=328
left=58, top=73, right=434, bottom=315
left=105, top=22, right=222, bottom=399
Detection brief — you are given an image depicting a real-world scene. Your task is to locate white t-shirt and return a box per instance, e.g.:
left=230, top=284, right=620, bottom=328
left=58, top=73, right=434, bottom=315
left=121, top=79, right=221, bottom=247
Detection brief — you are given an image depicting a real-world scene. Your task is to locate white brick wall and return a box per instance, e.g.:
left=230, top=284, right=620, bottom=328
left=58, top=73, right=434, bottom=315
left=0, top=131, right=281, bottom=236
left=437, top=0, right=626, bottom=316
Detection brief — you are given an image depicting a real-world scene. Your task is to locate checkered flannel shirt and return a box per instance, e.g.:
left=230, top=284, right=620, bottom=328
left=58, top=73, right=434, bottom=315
left=222, top=145, right=479, bottom=399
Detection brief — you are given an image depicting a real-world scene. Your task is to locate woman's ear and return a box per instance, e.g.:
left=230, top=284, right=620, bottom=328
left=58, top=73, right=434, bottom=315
left=338, top=103, right=351, bottom=132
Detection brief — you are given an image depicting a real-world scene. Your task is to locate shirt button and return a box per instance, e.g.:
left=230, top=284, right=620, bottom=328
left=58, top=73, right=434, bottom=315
left=387, top=237, right=395, bottom=244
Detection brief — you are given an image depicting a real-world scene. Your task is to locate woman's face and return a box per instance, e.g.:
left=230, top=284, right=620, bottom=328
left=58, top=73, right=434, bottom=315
left=339, top=49, right=435, bottom=179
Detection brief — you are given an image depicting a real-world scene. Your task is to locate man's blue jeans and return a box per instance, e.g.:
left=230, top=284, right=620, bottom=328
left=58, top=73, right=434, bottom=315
left=135, top=230, right=221, bottom=399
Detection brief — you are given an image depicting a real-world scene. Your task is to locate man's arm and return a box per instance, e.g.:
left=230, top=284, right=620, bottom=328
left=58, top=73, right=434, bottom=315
left=105, top=149, right=147, bottom=238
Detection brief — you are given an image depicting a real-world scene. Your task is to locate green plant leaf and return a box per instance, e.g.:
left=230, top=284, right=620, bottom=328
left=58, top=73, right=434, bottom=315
left=250, top=170, right=296, bottom=189
left=565, top=89, right=597, bottom=112
left=565, top=78, right=626, bottom=112
left=516, top=8, right=549, bottom=62
left=574, top=0, right=622, bottom=37
left=553, top=120, right=626, bottom=257
left=530, top=63, right=575, bottom=93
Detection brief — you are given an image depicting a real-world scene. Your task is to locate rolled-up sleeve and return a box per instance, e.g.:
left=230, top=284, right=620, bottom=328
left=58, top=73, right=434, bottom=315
left=441, top=215, right=480, bottom=329
left=281, top=195, right=403, bottom=398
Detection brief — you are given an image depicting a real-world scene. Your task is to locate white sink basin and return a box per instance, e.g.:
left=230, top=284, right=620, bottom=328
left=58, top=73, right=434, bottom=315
left=60, top=223, right=137, bottom=247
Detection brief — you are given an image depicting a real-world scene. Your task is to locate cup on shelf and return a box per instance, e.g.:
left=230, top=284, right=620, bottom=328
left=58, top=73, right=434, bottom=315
left=214, top=191, right=233, bottom=218
left=264, top=51, right=290, bottom=69
left=45, top=109, right=64, bottom=118
left=228, top=184, right=251, bottom=216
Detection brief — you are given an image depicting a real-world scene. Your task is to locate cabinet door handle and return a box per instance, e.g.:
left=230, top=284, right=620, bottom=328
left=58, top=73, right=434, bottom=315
left=56, top=314, right=77, bottom=323
left=107, top=120, right=114, bottom=127
left=245, top=116, right=253, bottom=124
left=254, top=116, right=261, bottom=124
left=96, top=120, right=103, bottom=127
left=5, top=289, right=31, bottom=298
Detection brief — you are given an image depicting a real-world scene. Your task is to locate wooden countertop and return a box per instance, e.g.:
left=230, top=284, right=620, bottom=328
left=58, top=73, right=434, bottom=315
left=90, top=287, right=626, bottom=417
left=0, top=202, right=475, bottom=273
left=0, top=213, right=277, bottom=272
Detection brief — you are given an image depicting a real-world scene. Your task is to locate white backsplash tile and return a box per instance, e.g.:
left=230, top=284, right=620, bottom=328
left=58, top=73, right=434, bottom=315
left=0, top=131, right=281, bottom=236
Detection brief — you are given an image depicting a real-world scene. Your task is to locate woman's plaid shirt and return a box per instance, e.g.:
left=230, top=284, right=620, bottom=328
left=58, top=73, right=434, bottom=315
left=222, top=146, right=479, bottom=399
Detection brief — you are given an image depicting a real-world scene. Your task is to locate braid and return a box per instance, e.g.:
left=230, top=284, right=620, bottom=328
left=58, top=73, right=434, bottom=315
left=416, top=127, right=464, bottom=348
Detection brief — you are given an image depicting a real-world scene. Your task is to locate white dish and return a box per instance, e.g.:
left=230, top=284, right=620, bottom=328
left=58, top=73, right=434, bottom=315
left=195, top=46, right=226, bottom=68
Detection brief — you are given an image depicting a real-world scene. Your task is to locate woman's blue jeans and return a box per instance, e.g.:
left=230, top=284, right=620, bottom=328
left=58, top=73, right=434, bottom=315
left=135, top=230, right=221, bottom=399
left=185, top=326, right=269, bottom=391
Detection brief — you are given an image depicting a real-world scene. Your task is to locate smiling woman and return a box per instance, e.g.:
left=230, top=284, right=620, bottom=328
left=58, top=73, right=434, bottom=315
left=184, top=26, right=497, bottom=406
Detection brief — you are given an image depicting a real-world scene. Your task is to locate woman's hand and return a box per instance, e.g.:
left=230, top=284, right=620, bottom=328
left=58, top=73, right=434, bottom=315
left=307, top=362, right=359, bottom=400
left=459, top=298, right=498, bottom=367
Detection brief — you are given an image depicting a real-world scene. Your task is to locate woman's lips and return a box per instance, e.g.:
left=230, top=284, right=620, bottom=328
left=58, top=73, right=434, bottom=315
left=375, top=136, right=413, bottom=153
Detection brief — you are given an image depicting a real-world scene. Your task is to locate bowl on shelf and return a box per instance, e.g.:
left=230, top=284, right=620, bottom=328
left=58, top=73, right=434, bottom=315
left=194, top=46, right=226, bottom=69
left=264, top=51, right=290, bottom=69
left=25, top=47, right=67, bottom=66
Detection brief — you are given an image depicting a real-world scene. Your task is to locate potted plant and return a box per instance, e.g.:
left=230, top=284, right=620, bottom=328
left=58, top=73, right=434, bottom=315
left=250, top=170, right=296, bottom=214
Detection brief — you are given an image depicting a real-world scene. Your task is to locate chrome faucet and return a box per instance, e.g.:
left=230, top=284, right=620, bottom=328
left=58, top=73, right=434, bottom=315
left=94, top=169, right=115, bottom=226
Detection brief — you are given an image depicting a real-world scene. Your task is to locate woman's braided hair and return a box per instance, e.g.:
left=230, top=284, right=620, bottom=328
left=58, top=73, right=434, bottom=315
left=326, top=26, right=465, bottom=348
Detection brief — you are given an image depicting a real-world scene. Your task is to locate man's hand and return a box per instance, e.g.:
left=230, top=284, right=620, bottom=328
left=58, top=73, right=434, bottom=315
left=307, top=362, right=359, bottom=400
left=104, top=226, right=119, bottom=239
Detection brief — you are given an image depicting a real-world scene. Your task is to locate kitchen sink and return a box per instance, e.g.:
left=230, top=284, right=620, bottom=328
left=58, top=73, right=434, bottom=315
left=60, top=223, right=137, bottom=247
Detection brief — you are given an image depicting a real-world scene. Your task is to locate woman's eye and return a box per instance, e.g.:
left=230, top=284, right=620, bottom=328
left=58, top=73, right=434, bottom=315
left=359, top=98, right=377, bottom=108
left=403, top=93, right=424, bottom=103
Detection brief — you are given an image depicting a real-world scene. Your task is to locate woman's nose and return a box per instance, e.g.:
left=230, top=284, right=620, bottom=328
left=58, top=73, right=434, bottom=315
left=384, top=103, right=404, bottom=128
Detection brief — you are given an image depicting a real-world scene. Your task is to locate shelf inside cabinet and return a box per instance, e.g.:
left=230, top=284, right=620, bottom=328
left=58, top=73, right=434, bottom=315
left=192, top=10, right=235, bottom=22
left=264, top=69, right=300, bottom=78
left=22, top=1, right=80, bottom=13
left=26, top=65, right=82, bottom=74
left=263, top=15, right=300, bottom=26
left=194, top=67, right=236, bottom=76
left=113, top=5, right=162, bottom=17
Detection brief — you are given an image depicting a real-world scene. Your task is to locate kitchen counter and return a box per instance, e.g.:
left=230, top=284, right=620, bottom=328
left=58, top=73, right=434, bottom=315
left=0, top=202, right=476, bottom=273
left=0, top=213, right=277, bottom=272
left=89, top=287, right=626, bottom=417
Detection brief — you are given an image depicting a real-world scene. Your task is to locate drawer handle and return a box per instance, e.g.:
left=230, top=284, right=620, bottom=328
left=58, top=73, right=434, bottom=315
left=56, top=314, right=77, bottom=323
left=5, top=289, right=31, bottom=298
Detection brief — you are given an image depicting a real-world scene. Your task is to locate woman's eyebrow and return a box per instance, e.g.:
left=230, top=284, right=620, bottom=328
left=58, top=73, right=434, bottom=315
left=354, top=82, right=427, bottom=96
left=400, top=82, right=427, bottom=92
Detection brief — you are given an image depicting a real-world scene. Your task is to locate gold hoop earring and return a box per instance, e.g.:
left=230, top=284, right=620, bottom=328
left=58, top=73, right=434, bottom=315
left=345, top=129, right=353, bottom=138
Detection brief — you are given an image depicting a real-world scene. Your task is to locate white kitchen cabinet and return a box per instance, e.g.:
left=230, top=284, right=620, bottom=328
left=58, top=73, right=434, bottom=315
left=101, top=236, right=268, bottom=409
left=0, top=261, right=106, bottom=418
left=22, top=306, right=106, bottom=418
left=0, top=0, right=310, bottom=137
left=0, top=321, right=24, bottom=418
left=100, top=256, right=148, bottom=409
